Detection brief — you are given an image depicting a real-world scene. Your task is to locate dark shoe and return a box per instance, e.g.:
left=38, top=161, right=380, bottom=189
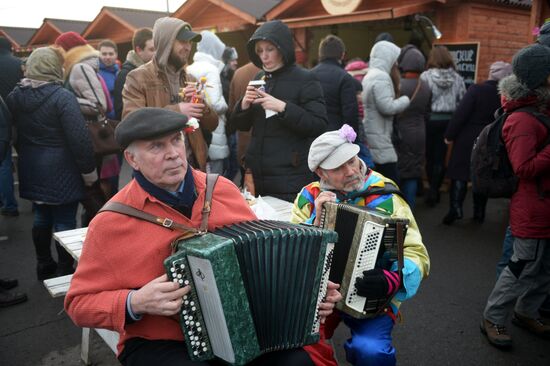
left=55, top=242, right=75, bottom=277
left=37, top=261, right=57, bottom=281
left=443, top=208, right=463, bottom=225
left=512, top=312, right=550, bottom=338
left=480, top=318, right=512, bottom=348
left=473, top=192, right=487, bottom=223
left=0, top=288, right=27, bottom=307
left=0, top=278, right=18, bottom=290
left=32, top=227, right=56, bottom=280
left=0, top=209, right=19, bottom=217
left=424, top=189, right=439, bottom=207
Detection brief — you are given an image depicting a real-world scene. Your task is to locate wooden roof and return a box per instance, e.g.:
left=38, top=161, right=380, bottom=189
left=172, top=0, right=281, bottom=32
left=0, top=26, right=37, bottom=47
left=265, top=0, right=447, bottom=28
left=82, top=6, right=167, bottom=43
left=27, top=19, right=89, bottom=46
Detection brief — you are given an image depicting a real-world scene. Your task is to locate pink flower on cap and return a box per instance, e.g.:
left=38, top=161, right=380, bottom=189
left=338, top=124, right=357, bottom=143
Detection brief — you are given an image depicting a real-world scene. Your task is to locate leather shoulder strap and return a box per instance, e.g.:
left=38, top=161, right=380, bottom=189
left=200, top=174, right=219, bottom=232
left=99, top=201, right=200, bottom=238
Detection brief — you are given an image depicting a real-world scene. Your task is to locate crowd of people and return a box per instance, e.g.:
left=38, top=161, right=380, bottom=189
left=0, top=13, right=549, bottom=366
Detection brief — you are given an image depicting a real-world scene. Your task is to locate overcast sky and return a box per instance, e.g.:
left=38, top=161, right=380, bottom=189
left=0, top=0, right=187, bottom=28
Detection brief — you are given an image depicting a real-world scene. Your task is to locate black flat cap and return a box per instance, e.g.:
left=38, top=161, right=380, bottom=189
left=115, top=108, right=188, bottom=148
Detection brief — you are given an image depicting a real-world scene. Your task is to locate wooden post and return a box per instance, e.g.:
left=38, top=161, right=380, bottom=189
left=531, top=0, right=543, bottom=42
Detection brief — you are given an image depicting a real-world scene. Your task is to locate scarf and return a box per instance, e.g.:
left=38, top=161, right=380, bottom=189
left=319, top=160, right=395, bottom=214
left=134, top=166, right=197, bottom=218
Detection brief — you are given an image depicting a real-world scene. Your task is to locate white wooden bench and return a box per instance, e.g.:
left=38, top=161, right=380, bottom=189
left=44, top=227, right=120, bottom=365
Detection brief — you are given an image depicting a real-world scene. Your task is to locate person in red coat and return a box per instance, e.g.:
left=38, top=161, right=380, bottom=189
left=65, top=108, right=342, bottom=366
left=481, top=44, right=550, bottom=348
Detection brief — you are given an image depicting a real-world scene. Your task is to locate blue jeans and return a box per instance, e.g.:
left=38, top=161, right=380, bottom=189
left=343, top=314, right=396, bottom=366
left=33, top=202, right=79, bottom=232
left=400, top=178, right=418, bottom=210
left=0, top=148, right=18, bottom=212
left=496, top=225, right=514, bottom=280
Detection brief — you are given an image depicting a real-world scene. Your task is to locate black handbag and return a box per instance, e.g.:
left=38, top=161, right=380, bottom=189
left=86, top=117, right=120, bottom=156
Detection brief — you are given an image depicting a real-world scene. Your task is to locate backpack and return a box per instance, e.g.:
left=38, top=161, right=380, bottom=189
left=471, top=106, right=550, bottom=198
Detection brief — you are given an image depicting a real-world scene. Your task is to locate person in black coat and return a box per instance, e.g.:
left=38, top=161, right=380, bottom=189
left=113, top=28, right=154, bottom=120
left=229, top=20, right=328, bottom=201
left=0, top=37, right=23, bottom=216
left=443, top=61, right=512, bottom=224
left=311, top=35, right=359, bottom=133
left=7, top=47, right=96, bottom=280
left=395, top=44, right=431, bottom=209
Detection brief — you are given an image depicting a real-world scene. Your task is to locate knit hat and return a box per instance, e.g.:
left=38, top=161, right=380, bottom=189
left=512, top=44, right=550, bottom=90
left=55, top=32, right=87, bottom=52
left=537, top=21, right=550, bottom=47
left=308, top=124, right=360, bottom=172
left=398, top=44, right=426, bottom=73
left=488, top=61, right=512, bottom=81
left=319, top=35, right=345, bottom=62
left=375, top=32, right=394, bottom=44
left=222, top=47, right=238, bottom=64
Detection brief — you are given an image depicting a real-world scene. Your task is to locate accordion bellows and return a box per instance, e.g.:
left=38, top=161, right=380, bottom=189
left=164, top=220, right=337, bottom=365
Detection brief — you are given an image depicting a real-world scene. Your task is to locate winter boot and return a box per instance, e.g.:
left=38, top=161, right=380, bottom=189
left=473, top=192, right=488, bottom=223
left=443, top=180, right=467, bottom=225
left=32, top=227, right=57, bottom=280
left=425, top=165, right=444, bottom=207
left=55, top=242, right=75, bottom=276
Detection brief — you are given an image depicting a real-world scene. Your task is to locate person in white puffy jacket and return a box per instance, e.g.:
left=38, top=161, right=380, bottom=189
left=186, top=31, right=229, bottom=174
left=362, top=40, right=410, bottom=183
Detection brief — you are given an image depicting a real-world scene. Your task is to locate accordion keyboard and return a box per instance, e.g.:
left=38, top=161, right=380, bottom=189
left=168, top=258, right=212, bottom=358
left=345, top=221, right=385, bottom=314
left=312, top=242, right=335, bottom=333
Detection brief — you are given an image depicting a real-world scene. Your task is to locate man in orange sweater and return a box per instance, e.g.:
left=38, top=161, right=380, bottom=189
left=65, top=108, right=341, bottom=366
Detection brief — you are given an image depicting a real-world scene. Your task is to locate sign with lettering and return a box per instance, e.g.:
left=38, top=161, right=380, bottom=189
left=439, top=42, right=480, bottom=89
left=321, top=0, right=362, bottom=15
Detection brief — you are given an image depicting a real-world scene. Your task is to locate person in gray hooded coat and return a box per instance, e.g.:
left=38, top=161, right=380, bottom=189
left=362, top=40, right=410, bottom=183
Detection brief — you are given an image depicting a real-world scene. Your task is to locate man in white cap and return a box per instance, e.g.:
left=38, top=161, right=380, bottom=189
left=290, top=124, right=430, bottom=366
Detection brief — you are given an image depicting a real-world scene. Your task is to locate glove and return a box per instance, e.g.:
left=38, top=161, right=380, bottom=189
left=354, top=268, right=400, bottom=298
left=81, top=171, right=98, bottom=187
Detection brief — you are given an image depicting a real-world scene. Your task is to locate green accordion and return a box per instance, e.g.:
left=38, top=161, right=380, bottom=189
left=164, top=220, right=338, bottom=365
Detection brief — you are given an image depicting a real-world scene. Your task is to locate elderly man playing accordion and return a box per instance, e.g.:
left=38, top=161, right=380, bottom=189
left=65, top=108, right=342, bottom=366
left=291, top=125, right=430, bottom=366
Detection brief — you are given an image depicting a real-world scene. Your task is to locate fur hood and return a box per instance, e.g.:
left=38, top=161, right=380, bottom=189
left=499, top=74, right=550, bottom=112
left=63, top=44, right=99, bottom=78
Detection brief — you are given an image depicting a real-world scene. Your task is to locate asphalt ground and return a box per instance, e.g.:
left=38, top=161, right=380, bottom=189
left=1, top=162, right=548, bottom=365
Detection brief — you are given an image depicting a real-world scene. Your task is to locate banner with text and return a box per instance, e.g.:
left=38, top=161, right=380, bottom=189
left=439, top=43, right=479, bottom=89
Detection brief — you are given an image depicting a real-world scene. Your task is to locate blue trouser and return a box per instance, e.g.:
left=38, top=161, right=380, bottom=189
left=400, top=178, right=418, bottom=210
left=33, top=202, right=78, bottom=232
left=342, top=314, right=396, bottom=366
left=0, top=148, right=18, bottom=212
left=496, top=225, right=514, bottom=280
